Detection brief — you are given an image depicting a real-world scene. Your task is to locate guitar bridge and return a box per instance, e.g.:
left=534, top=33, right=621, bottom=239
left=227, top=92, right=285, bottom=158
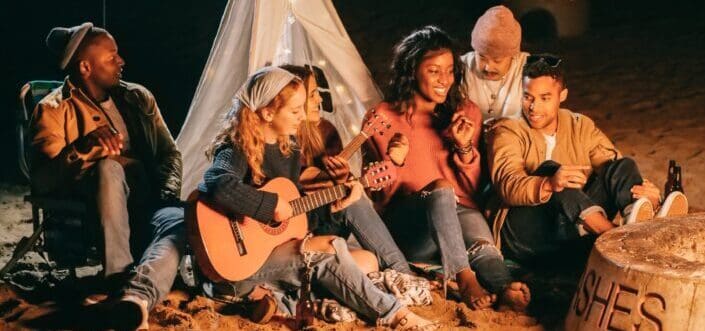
left=229, top=218, right=247, bottom=256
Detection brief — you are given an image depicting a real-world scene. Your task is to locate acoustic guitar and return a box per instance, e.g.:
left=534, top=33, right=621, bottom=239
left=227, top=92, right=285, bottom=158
left=187, top=161, right=396, bottom=282
left=299, top=109, right=390, bottom=191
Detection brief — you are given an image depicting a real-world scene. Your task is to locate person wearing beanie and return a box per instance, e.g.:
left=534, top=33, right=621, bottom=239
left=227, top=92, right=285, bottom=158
left=31, top=23, right=185, bottom=330
left=461, top=5, right=529, bottom=121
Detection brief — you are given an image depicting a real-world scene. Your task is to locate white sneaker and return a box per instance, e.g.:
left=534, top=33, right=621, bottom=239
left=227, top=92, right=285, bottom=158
left=656, top=191, right=689, bottom=218
left=622, top=197, right=655, bottom=225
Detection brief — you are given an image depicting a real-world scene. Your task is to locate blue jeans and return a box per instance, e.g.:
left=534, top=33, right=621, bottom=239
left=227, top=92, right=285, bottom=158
left=96, top=158, right=186, bottom=310
left=124, top=207, right=186, bottom=310
left=321, top=197, right=411, bottom=274
left=96, top=159, right=134, bottom=275
left=386, top=187, right=512, bottom=294
left=211, top=236, right=403, bottom=324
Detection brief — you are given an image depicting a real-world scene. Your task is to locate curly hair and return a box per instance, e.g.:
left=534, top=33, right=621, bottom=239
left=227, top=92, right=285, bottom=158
left=206, top=80, right=302, bottom=185
left=385, top=25, right=465, bottom=124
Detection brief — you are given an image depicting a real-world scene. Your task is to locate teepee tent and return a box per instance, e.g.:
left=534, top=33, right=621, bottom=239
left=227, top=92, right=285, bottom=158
left=176, top=0, right=382, bottom=198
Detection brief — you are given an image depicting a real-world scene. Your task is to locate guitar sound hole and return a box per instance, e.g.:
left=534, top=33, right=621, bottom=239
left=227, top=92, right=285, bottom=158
left=260, top=220, right=288, bottom=235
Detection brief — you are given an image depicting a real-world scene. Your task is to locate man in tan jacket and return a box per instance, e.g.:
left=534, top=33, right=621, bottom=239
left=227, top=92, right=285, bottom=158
left=486, top=54, right=688, bottom=265
left=31, top=23, right=185, bottom=329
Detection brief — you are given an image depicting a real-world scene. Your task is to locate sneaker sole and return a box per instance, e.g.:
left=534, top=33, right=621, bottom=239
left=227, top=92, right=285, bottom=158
left=658, top=193, right=689, bottom=218
left=635, top=200, right=655, bottom=223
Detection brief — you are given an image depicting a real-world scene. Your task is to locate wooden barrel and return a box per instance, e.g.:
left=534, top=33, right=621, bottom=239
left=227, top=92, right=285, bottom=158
left=565, top=213, right=705, bottom=331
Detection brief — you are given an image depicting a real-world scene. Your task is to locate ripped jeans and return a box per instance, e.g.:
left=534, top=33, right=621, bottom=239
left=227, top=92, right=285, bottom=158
left=385, top=187, right=512, bottom=294
left=206, top=236, right=403, bottom=324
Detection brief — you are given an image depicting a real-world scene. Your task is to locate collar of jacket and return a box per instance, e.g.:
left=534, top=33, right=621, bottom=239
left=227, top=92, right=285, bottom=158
left=517, top=108, right=572, bottom=143
left=60, top=76, right=151, bottom=115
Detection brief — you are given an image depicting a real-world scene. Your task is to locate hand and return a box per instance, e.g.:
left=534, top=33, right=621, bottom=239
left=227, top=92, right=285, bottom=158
left=322, top=156, right=350, bottom=184
left=631, top=179, right=661, bottom=208
left=450, top=113, right=475, bottom=148
left=546, top=165, right=591, bottom=192
left=331, top=180, right=363, bottom=213
left=273, top=196, right=293, bottom=222
left=387, top=133, right=409, bottom=166
left=75, top=125, right=123, bottom=155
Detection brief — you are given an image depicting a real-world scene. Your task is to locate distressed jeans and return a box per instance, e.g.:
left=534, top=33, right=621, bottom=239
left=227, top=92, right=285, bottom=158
left=385, top=187, right=512, bottom=294
left=208, top=237, right=403, bottom=324
left=320, top=196, right=411, bottom=274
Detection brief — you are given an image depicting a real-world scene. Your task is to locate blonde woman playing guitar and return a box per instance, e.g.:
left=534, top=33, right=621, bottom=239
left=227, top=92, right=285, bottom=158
left=195, top=67, right=437, bottom=330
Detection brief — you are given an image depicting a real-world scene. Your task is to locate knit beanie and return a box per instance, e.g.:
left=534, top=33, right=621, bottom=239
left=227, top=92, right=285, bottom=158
left=471, top=6, right=521, bottom=58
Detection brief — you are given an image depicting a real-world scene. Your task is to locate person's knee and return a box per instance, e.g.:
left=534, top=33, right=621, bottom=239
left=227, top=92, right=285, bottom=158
left=97, top=158, right=126, bottom=181
left=350, top=249, right=379, bottom=274
left=303, top=235, right=339, bottom=254
left=614, top=157, right=639, bottom=174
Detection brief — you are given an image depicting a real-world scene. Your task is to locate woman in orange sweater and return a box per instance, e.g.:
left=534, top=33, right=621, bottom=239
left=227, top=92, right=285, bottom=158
left=364, top=26, right=529, bottom=311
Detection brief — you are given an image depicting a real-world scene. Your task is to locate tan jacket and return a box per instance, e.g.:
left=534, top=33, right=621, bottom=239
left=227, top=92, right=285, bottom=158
left=486, top=109, right=621, bottom=247
left=30, top=78, right=182, bottom=205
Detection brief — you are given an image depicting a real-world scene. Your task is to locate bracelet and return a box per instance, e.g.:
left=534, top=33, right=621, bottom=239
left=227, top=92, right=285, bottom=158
left=453, top=141, right=473, bottom=155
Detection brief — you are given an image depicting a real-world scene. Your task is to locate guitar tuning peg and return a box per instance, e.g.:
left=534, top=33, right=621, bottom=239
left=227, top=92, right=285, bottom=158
left=386, top=124, right=391, bottom=129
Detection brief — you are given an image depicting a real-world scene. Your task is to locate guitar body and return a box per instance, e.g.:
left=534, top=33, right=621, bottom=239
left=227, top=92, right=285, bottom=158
left=187, top=177, right=307, bottom=282
left=187, top=160, right=396, bottom=284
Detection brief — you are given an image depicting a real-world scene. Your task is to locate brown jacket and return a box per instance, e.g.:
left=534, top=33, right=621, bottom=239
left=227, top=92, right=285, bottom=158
left=30, top=78, right=182, bottom=205
left=486, top=108, right=621, bottom=247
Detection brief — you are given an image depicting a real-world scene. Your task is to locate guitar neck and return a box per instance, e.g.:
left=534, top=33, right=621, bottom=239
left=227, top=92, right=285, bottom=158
left=289, top=177, right=371, bottom=215
left=337, top=132, right=369, bottom=160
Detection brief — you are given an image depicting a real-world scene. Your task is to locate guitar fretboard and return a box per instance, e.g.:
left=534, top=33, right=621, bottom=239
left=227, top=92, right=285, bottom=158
left=290, top=184, right=348, bottom=215
left=289, top=176, right=372, bottom=215
left=338, top=132, right=369, bottom=160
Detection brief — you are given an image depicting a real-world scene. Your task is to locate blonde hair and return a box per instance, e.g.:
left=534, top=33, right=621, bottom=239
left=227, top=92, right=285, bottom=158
left=207, top=80, right=302, bottom=185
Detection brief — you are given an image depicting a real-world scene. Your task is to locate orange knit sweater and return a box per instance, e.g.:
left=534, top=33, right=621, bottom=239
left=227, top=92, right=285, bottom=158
left=363, top=101, right=483, bottom=210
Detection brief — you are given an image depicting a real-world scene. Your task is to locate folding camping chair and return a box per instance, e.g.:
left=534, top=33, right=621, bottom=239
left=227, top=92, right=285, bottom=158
left=0, top=80, right=101, bottom=278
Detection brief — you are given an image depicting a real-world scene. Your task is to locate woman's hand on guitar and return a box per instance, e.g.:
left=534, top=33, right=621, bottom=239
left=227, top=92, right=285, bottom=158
left=322, top=156, right=350, bottom=184
left=273, top=196, right=293, bottom=222
left=387, top=133, right=409, bottom=166
left=330, top=180, right=363, bottom=213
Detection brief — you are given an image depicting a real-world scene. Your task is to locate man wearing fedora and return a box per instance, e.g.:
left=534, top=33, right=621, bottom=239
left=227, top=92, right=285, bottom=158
left=31, top=22, right=185, bottom=329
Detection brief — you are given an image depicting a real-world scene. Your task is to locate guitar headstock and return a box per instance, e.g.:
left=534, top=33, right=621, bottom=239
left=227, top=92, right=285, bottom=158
left=360, top=109, right=391, bottom=137
left=361, top=160, right=397, bottom=191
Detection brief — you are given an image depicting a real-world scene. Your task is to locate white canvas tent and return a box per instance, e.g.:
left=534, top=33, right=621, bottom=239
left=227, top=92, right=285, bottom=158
left=176, top=0, right=382, bottom=199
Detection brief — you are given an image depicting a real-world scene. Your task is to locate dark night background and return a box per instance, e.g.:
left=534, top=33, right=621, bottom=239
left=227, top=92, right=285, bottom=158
left=1, top=0, right=704, bottom=185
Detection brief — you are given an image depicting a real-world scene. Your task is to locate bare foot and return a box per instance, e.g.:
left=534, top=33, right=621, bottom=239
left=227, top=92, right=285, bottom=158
left=497, top=282, right=531, bottom=312
left=468, top=293, right=497, bottom=310
left=457, top=268, right=493, bottom=309
left=391, top=308, right=438, bottom=330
